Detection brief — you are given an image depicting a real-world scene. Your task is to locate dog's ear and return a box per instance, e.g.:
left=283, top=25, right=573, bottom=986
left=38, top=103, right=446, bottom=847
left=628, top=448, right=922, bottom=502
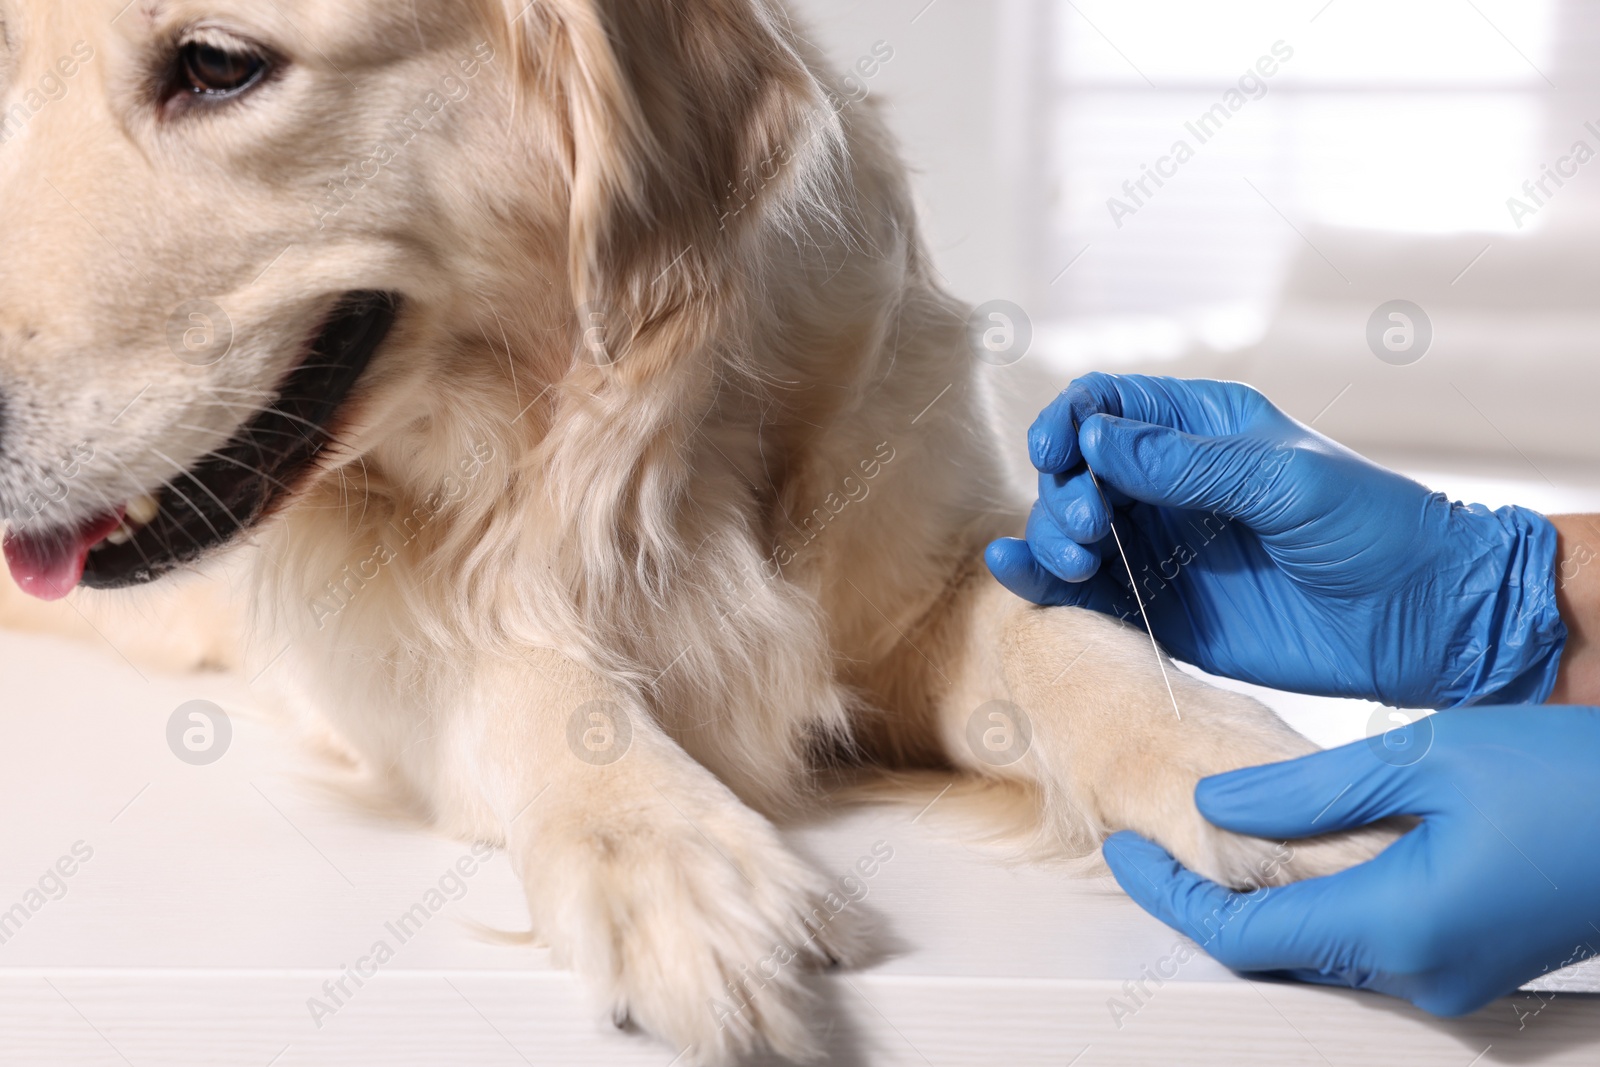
left=480, top=0, right=856, bottom=599
left=506, top=0, right=848, bottom=381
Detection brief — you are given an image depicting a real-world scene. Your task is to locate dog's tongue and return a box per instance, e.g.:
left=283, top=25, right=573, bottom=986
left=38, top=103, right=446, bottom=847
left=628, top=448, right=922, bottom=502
left=3, top=511, right=125, bottom=602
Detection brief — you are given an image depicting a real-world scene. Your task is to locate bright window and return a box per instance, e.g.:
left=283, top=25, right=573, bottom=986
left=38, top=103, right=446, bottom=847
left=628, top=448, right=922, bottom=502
left=1038, top=0, right=1557, bottom=353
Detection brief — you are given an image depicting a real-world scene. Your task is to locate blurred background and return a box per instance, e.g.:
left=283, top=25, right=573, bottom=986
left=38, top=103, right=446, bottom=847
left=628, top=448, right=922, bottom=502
left=793, top=0, right=1600, bottom=483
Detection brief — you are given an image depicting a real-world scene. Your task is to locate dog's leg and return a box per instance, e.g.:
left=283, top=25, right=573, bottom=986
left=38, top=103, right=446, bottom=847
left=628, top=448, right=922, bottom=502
left=455, top=649, right=862, bottom=1067
left=911, top=572, right=1398, bottom=888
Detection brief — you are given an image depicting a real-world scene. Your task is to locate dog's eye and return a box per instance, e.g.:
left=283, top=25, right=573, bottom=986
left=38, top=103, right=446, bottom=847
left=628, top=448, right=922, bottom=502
left=178, top=41, right=267, bottom=97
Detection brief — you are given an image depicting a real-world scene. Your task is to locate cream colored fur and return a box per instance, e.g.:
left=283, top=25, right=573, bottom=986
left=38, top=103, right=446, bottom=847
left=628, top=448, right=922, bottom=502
left=0, top=2, right=1393, bottom=1062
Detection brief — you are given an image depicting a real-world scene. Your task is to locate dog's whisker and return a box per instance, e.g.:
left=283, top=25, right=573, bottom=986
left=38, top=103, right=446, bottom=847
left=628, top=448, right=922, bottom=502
left=96, top=451, right=212, bottom=556
left=148, top=447, right=251, bottom=540
left=99, top=455, right=202, bottom=566
left=180, top=445, right=299, bottom=498
left=181, top=398, right=333, bottom=439
left=176, top=421, right=315, bottom=446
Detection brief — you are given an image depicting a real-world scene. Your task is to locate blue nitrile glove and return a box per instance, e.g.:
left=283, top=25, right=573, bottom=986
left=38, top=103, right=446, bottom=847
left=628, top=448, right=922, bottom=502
left=1102, top=706, right=1600, bottom=1016
left=985, top=374, right=1566, bottom=709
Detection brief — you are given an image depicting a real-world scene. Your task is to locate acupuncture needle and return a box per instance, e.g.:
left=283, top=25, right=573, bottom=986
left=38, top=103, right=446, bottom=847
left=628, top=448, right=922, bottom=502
left=1076, top=419, right=1182, bottom=722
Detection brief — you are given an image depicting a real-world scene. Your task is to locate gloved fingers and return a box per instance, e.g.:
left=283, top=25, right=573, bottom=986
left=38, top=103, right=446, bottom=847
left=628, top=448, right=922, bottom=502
left=1028, top=372, right=1156, bottom=473
left=1195, top=732, right=1437, bottom=840
left=1037, top=468, right=1113, bottom=544
left=1028, top=387, right=1096, bottom=474
left=985, top=537, right=1130, bottom=615
left=1103, top=831, right=1366, bottom=975
left=985, top=538, right=1076, bottom=606
left=1078, top=415, right=1293, bottom=526
left=1025, top=500, right=1103, bottom=583
left=1086, top=375, right=1273, bottom=435
left=1029, top=375, right=1271, bottom=474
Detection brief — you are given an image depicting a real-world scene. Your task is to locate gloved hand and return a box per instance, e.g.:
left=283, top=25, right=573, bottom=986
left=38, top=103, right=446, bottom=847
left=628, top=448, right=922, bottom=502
left=985, top=374, right=1566, bottom=708
left=1102, top=706, right=1600, bottom=1015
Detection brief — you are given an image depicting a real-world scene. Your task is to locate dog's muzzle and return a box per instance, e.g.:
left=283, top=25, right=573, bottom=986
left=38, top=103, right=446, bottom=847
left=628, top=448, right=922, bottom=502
left=1, top=291, right=401, bottom=600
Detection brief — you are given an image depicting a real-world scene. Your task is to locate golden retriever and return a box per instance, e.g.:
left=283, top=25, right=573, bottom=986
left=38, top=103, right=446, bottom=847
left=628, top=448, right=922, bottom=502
left=0, top=1, right=1388, bottom=1061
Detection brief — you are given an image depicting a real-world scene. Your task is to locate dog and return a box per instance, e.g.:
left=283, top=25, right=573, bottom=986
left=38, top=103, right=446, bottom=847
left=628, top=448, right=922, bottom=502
left=0, top=1, right=1392, bottom=1062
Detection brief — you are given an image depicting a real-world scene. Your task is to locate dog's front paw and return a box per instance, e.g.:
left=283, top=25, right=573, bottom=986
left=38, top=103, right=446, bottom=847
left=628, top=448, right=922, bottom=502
left=1197, top=815, right=1404, bottom=890
left=523, top=791, right=866, bottom=1065
left=1091, top=678, right=1403, bottom=890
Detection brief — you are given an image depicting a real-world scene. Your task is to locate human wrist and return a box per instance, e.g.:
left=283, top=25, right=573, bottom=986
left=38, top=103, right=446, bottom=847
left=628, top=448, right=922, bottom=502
left=1545, top=514, right=1600, bottom=705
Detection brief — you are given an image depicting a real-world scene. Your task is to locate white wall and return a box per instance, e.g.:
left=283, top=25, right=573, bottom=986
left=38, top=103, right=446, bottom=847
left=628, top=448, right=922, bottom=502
left=786, top=0, right=1032, bottom=308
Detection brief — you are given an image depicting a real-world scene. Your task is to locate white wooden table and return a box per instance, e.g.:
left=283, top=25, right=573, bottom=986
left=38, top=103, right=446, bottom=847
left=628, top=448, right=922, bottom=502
left=2, top=463, right=1599, bottom=1066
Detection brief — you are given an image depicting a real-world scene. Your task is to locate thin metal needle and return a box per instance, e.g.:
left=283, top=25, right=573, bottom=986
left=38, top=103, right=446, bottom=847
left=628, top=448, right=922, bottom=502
left=1081, top=455, right=1182, bottom=722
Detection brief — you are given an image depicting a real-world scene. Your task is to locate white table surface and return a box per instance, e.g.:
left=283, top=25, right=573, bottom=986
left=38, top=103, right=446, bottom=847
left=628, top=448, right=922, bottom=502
left=4, top=461, right=1600, bottom=1067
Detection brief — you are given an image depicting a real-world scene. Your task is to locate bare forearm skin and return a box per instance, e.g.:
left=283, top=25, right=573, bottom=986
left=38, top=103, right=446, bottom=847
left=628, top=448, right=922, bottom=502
left=1546, top=514, right=1600, bottom=704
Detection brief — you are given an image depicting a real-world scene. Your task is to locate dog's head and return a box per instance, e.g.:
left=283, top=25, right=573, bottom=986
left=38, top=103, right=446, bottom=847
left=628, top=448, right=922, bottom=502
left=0, top=0, right=852, bottom=600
